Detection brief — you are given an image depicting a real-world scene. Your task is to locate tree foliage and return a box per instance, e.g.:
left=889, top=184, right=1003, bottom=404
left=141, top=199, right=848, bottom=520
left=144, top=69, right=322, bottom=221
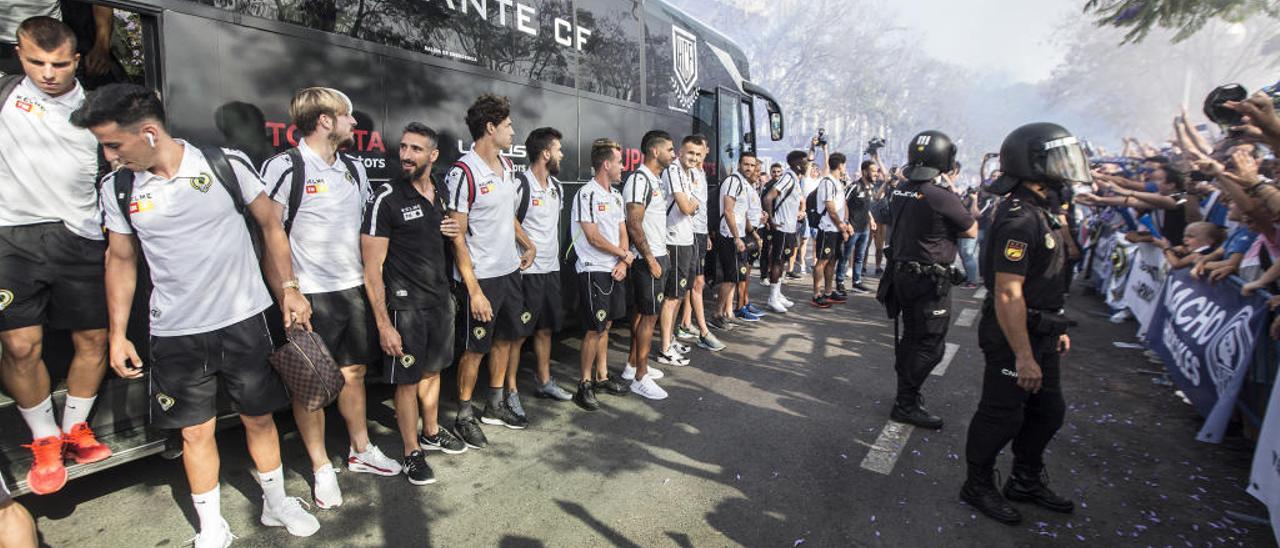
left=1083, top=0, right=1280, bottom=44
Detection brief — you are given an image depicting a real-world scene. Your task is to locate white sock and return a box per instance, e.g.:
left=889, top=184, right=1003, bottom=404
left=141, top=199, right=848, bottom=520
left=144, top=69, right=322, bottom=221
left=192, top=484, right=223, bottom=534
left=770, top=283, right=782, bottom=301
left=62, top=395, right=97, bottom=433
left=18, top=396, right=60, bottom=439
left=258, top=465, right=287, bottom=508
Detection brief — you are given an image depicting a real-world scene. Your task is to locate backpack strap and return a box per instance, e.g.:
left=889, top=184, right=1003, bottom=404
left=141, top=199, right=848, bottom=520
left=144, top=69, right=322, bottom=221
left=113, top=168, right=137, bottom=231
left=199, top=146, right=250, bottom=215
left=514, top=171, right=533, bottom=224
left=773, top=176, right=795, bottom=214
left=451, top=161, right=477, bottom=211
left=282, top=147, right=305, bottom=234
left=0, top=75, right=22, bottom=105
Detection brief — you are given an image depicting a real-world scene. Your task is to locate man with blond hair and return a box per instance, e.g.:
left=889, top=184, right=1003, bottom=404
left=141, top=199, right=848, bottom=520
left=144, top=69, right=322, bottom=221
left=260, top=87, right=402, bottom=508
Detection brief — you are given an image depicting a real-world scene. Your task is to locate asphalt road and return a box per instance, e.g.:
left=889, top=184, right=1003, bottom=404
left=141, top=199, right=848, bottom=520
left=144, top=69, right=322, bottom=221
left=17, top=272, right=1273, bottom=547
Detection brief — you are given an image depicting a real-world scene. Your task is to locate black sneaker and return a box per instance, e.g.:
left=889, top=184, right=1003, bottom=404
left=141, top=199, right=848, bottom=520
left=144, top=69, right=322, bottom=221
left=890, top=403, right=944, bottom=430
left=826, top=292, right=847, bottom=303
left=574, top=380, right=600, bottom=411
left=785, top=271, right=801, bottom=279
left=833, top=286, right=848, bottom=298
left=834, top=282, right=847, bottom=295
left=402, top=450, right=436, bottom=486
left=851, top=282, right=871, bottom=293
left=961, top=474, right=1021, bottom=525
left=481, top=402, right=528, bottom=430
left=708, top=314, right=733, bottom=331
left=594, top=375, right=630, bottom=396
left=810, top=295, right=832, bottom=308
left=1003, top=467, right=1075, bottom=513
left=419, top=429, right=467, bottom=455
left=453, top=417, right=488, bottom=449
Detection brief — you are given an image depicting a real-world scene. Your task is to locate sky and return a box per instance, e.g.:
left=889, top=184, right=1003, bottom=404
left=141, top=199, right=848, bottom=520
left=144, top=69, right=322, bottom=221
left=885, top=0, right=1081, bottom=84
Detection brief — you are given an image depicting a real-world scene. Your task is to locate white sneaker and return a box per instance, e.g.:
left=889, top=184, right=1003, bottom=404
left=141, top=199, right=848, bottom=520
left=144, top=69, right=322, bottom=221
left=261, top=497, right=321, bottom=537
left=766, top=298, right=788, bottom=313
left=312, top=464, right=342, bottom=509
left=348, top=444, right=402, bottom=477
left=656, top=349, right=690, bottom=366
left=669, top=342, right=692, bottom=355
left=630, top=376, right=669, bottom=400
left=781, top=296, right=796, bottom=307
left=622, top=363, right=665, bottom=380
left=192, top=518, right=234, bottom=548
left=760, top=279, right=772, bottom=287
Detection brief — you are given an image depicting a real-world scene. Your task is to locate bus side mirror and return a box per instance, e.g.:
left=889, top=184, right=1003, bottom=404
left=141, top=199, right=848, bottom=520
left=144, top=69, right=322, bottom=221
left=770, top=111, right=783, bottom=141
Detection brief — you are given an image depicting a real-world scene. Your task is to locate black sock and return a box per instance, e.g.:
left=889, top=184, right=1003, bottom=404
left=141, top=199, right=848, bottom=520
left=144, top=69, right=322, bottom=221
left=456, top=400, right=474, bottom=421
left=488, top=387, right=503, bottom=409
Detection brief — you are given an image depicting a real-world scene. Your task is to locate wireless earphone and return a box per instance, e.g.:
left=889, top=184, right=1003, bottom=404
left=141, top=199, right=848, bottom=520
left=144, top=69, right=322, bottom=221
left=146, top=133, right=156, bottom=147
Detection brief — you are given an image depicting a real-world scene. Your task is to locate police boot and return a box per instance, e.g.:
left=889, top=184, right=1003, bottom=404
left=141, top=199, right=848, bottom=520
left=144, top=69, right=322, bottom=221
left=1003, top=464, right=1075, bottom=513
left=889, top=395, right=943, bottom=430
left=960, top=464, right=1022, bottom=525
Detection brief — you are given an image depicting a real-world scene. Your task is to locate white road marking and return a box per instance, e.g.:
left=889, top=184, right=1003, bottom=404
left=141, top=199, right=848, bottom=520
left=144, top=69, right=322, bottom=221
left=955, top=308, right=978, bottom=327
left=972, top=287, right=987, bottom=300
left=931, top=343, right=960, bottom=376
left=860, top=420, right=916, bottom=475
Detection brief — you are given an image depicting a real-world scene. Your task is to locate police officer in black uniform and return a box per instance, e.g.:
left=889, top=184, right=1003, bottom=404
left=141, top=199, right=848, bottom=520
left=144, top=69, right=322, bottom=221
left=876, top=130, right=976, bottom=429
left=960, top=122, right=1092, bottom=525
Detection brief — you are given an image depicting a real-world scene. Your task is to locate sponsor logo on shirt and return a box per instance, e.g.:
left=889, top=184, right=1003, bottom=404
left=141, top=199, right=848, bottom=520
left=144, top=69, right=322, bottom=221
left=532, top=198, right=543, bottom=207
left=305, top=180, right=329, bottom=194
left=402, top=205, right=424, bottom=221
left=12, top=95, right=46, bottom=118
left=598, top=203, right=609, bottom=212
left=479, top=182, right=495, bottom=195
left=129, top=193, right=156, bottom=214
left=182, top=173, right=213, bottom=193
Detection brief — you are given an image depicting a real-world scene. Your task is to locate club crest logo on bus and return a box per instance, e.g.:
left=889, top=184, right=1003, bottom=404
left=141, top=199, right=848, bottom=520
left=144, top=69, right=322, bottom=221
left=670, top=25, right=698, bottom=112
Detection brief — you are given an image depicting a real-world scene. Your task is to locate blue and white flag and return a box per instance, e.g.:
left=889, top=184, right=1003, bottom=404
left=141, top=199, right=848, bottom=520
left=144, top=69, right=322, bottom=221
left=1143, top=269, right=1269, bottom=443
left=1248, top=378, right=1280, bottom=546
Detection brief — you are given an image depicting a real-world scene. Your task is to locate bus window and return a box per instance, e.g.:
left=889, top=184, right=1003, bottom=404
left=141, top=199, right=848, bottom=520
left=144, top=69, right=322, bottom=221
left=716, top=88, right=742, bottom=182
left=574, top=0, right=641, bottom=103
left=60, top=1, right=152, bottom=90
left=740, top=98, right=755, bottom=154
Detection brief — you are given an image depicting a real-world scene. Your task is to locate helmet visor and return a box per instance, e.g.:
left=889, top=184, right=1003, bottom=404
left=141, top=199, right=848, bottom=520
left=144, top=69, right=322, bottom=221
left=1040, top=136, right=1093, bottom=184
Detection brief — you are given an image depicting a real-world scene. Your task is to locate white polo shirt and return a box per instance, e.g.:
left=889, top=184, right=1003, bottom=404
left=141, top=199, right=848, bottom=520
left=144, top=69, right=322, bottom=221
left=816, top=175, right=846, bottom=232
left=445, top=150, right=521, bottom=280
left=571, top=180, right=625, bottom=273
left=260, top=139, right=370, bottom=294
left=661, top=164, right=695, bottom=246
left=100, top=142, right=273, bottom=337
left=622, top=164, right=668, bottom=258
left=747, top=180, right=763, bottom=229
left=0, top=77, right=102, bottom=240
left=719, top=173, right=751, bottom=238
left=772, top=171, right=803, bottom=234
left=690, top=167, right=709, bottom=234
left=519, top=170, right=562, bottom=274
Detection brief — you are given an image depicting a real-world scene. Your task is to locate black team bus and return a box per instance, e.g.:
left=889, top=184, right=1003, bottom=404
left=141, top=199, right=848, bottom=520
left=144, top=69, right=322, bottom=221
left=0, top=0, right=784, bottom=495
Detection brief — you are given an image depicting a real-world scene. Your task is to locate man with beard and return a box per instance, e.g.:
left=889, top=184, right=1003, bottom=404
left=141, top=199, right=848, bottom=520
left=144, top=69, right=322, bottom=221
left=445, top=94, right=536, bottom=446
left=362, top=122, right=467, bottom=486
left=655, top=135, right=700, bottom=368
left=505, top=126, right=574, bottom=418
left=260, top=87, right=402, bottom=507
left=623, top=130, right=675, bottom=399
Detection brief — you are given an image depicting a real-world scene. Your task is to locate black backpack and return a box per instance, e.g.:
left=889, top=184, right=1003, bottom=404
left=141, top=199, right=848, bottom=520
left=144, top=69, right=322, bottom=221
left=266, top=147, right=362, bottom=235
left=805, top=177, right=835, bottom=227
left=514, top=171, right=563, bottom=224
left=0, top=74, right=21, bottom=104
left=112, top=146, right=261, bottom=253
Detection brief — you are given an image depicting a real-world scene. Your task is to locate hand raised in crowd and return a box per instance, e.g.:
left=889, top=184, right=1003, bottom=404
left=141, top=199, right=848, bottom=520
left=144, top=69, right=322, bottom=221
left=1190, top=255, right=1212, bottom=279
left=1207, top=263, right=1236, bottom=283
left=108, top=338, right=145, bottom=379
left=1229, top=149, right=1261, bottom=187
left=282, top=290, right=313, bottom=331
left=1226, top=92, right=1280, bottom=147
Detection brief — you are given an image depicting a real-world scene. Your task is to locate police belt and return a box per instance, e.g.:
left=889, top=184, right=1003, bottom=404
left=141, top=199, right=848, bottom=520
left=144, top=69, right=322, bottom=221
left=898, top=261, right=961, bottom=280
left=982, top=297, right=1070, bottom=337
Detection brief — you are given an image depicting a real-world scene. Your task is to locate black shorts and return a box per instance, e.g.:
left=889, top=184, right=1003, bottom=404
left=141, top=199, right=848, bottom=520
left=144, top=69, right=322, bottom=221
left=384, top=303, right=455, bottom=383
left=0, top=475, right=10, bottom=506
left=147, top=313, right=289, bottom=429
left=664, top=245, right=694, bottom=300
left=460, top=271, right=524, bottom=354
left=307, top=286, right=376, bottom=366
left=578, top=271, right=626, bottom=332
left=0, top=223, right=107, bottom=331
left=692, top=233, right=709, bottom=278
left=518, top=271, right=564, bottom=337
left=767, top=229, right=798, bottom=266
left=715, top=234, right=749, bottom=284
left=629, top=255, right=670, bottom=316
left=815, top=230, right=843, bottom=261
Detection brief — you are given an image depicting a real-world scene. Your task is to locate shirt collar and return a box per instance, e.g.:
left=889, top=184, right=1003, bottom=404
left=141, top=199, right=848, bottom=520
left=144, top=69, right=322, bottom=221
left=1010, top=184, right=1052, bottom=209
left=136, top=140, right=198, bottom=184
left=20, top=76, right=84, bottom=108
left=298, top=138, right=346, bottom=173
left=397, top=174, right=438, bottom=201
left=524, top=169, right=555, bottom=193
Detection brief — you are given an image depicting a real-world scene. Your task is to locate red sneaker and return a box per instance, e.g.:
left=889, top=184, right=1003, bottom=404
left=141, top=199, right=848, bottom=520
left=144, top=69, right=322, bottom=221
left=23, top=436, right=67, bottom=495
left=64, top=422, right=113, bottom=464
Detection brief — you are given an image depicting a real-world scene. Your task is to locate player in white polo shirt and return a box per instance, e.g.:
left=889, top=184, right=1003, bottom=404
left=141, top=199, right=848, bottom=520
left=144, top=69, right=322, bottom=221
left=74, top=83, right=319, bottom=546
left=762, top=150, right=809, bottom=311
left=813, top=153, right=853, bottom=307
left=259, top=87, right=401, bottom=509
left=675, top=136, right=726, bottom=352
left=445, top=94, right=536, bottom=447
left=505, top=126, right=574, bottom=420
left=570, top=139, right=633, bottom=411
left=716, top=154, right=758, bottom=319
left=655, top=135, right=701, bottom=368
left=0, top=17, right=113, bottom=496
left=623, top=130, right=675, bottom=400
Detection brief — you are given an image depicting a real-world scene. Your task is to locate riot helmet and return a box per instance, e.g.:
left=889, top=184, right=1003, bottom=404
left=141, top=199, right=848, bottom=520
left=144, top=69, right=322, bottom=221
left=902, top=130, right=957, bottom=182
left=987, top=122, right=1092, bottom=195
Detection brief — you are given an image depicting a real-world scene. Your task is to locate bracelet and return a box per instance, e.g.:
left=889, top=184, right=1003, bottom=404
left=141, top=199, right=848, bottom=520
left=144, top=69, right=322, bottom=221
left=282, top=280, right=300, bottom=291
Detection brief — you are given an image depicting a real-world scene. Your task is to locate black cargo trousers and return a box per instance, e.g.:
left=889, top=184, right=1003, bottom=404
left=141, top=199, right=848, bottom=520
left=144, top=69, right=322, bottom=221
left=889, top=267, right=952, bottom=406
left=964, top=302, right=1067, bottom=473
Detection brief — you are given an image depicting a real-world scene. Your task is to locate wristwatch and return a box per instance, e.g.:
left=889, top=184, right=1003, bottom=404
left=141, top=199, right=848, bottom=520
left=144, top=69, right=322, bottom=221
left=283, top=280, right=301, bottom=291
